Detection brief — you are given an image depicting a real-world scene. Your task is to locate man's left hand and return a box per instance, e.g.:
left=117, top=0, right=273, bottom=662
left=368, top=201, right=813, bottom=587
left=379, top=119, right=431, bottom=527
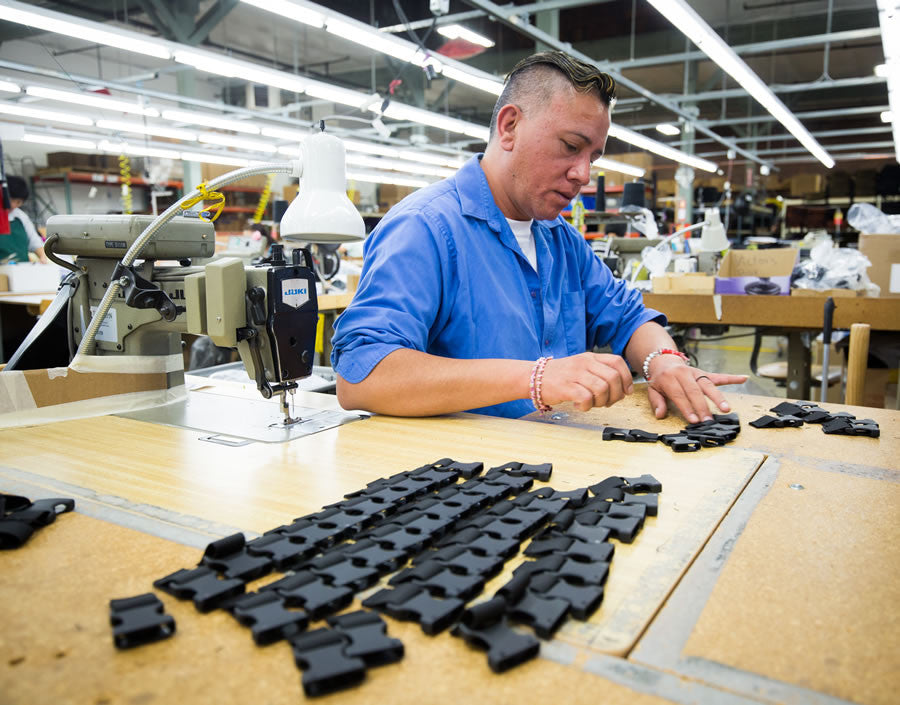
left=647, top=355, right=747, bottom=424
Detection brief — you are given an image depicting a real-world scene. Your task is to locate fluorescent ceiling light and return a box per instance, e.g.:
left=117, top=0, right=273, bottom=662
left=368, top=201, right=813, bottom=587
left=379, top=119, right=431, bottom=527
left=238, top=0, right=325, bottom=28
left=608, top=123, right=717, bottom=172
left=346, top=154, right=455, bottom=178
left=346, top=170, right=430, bottom=188
left=647, top=0, right=834, bottom=169
left=173, top=49, right=309, bottom=93
left=655, top=123, right=680, bottom=136
left=198, top=132, right=277, bottom=153
left=397, top=149, right=466, bottom=169
left=0, top=0, right=172, bottom=59
left=95, top=119, right=197, bottom=141
left=277, top=145, right=301, bottom=157
left=26, top=85, right=159, bottom=117
left=326, top=18, right=420, bottom=64
left=380, top=101, right=490, bottom=141
left=342, top=139, right=402, bottom=159
left=874, top=63, right=890, bottom=78
left=0, top=80, right=20, bottom=94
left=304, top=82, right=375, bottom=110
left=22, top=132, right=96, bottom=150
left=179, top=150, right=252, bottom=167
left=98, top=140, right=181, bottom=160
left=437, top=24, right=495, bottom=48
left=261, top=126, right=309, bottom=141
left=161, top=109, right=260, bottom=135
left=439, top=65, right=504, bottom=96
left=0, top=103, right=93, bottom=126
left=592, top=157, right=646, bottom=178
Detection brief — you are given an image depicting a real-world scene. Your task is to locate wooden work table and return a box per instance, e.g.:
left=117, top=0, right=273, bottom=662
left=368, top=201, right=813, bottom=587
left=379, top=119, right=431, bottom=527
left=0, top=386, right=897, bottom=705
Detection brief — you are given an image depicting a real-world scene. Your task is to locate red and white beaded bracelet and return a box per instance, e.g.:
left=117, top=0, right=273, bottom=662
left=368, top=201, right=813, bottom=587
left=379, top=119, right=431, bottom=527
left=642, top=348, right=688, bottom=382
left=529, top=356, right=553, bottom=413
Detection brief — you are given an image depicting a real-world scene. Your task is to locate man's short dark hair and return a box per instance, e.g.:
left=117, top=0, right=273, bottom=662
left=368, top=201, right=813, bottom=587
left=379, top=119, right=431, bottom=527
left=488, top=51, right=617, bottom=141
left=6, top=175, right=28, bottom=202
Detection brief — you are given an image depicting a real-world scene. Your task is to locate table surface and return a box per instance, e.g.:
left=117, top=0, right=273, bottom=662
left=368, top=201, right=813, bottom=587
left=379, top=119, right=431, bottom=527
left=0, top=386, right=897, bottom=705
left=642, top=292, right=900, bottom=330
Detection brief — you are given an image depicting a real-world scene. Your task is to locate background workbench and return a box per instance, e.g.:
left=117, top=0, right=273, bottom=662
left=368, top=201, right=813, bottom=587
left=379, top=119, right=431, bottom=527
left=642, top=293, right=900, bottom=400
left=0, top=386, right=897, bottom=705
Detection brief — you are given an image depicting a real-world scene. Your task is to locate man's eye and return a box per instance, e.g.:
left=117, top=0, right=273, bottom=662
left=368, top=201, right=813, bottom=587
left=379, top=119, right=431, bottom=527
left=562, top=141, right=577, bottom=152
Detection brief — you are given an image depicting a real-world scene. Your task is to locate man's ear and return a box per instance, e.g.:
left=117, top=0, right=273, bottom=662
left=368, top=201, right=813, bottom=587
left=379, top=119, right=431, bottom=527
left=494, top=103, right=521, bottom=152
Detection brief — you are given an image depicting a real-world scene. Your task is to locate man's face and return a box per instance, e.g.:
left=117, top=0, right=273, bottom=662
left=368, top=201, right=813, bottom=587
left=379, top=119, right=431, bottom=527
left=505, top=87, right=610, bottom=221
left=9, top=198, right=23, bottom=210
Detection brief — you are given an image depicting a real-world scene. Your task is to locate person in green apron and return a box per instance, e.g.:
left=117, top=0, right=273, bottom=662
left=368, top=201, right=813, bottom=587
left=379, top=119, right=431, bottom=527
left=1, top=176, right=47, bottom=263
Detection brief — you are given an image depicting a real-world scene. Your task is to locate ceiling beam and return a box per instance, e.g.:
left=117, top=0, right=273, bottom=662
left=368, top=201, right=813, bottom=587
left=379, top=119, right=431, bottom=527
left=607, top=27, right=882, bottom=72
left=380, top=0, right=602, bottom=33
left=666, top=75, right=886, bottom=104
left=703, top=104, right=890, bottom=127
left=461, top=0, right=770, bottom=166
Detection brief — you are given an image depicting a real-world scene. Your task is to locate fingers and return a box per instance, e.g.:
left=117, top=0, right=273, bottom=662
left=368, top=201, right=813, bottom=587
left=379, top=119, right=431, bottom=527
left=540, top=353, right=634, bottom=410
left=650, top=367, right=745, bottom=422
left=696, top=375, right=730, bottom=412
left=647, top=385, right=668, bottom=419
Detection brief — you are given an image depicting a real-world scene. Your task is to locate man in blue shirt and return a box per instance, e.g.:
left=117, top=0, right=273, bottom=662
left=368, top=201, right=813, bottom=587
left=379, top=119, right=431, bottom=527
left=331, top=51, right=745, bottom=421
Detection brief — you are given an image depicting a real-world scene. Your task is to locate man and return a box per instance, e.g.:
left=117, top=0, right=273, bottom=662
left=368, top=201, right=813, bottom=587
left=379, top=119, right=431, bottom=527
left=0, top=175, right=48, bottom=264
left=331, top=51, right=745, bottom=422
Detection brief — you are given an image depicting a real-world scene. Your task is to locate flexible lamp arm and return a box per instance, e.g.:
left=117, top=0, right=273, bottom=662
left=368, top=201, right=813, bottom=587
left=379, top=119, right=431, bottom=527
left=76, top=160, right=301, bottom=357
left=629, top=219, right=708, bottom=285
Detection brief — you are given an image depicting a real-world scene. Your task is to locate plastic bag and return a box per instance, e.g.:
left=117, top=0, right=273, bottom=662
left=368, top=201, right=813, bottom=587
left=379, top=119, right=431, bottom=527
left=791, top=240, right=879, bottom=294
left=847, top=203, right=900, bottom=234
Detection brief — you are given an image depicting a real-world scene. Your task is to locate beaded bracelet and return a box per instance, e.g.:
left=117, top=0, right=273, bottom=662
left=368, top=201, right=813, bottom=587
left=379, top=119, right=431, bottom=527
left=642, top=348, right=689, bottom=382
left=529, top=356, right=553, bottom=413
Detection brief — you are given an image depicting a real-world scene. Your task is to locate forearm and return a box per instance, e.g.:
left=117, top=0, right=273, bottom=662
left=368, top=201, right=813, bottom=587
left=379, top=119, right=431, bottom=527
left=623, top=321, right=680, bottom=375
left=336, top=348, right=533, bottom=416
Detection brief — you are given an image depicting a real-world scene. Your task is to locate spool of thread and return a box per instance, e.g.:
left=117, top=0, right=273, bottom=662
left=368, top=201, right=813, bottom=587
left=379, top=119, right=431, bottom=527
left=622, top=181, right=645, bottom=209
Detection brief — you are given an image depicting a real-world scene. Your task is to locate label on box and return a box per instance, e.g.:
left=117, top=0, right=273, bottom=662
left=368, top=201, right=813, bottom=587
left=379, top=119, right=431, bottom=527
left=890, top=263, right=900, bottom=294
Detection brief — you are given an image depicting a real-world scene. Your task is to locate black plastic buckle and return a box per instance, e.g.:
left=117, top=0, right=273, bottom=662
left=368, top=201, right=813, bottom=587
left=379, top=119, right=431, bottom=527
left=109, top=593, right=175, bottom=649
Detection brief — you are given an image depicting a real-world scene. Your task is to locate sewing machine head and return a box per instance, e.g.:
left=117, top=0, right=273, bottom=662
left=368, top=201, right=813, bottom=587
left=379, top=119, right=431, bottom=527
left=36, top=213, right=319, bottom=417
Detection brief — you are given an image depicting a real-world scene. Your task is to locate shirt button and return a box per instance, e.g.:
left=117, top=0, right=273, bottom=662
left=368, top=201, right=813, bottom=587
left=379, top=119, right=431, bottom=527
left=531, top=291, right=537, bottom=299
left=544, top=339, right=550, bottom=345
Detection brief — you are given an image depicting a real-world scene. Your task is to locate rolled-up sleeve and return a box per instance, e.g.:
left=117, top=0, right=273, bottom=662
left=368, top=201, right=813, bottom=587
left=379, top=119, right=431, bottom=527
left=330, top=208, right=453, bottom=383
left=577, top=237, right=666, bottom=355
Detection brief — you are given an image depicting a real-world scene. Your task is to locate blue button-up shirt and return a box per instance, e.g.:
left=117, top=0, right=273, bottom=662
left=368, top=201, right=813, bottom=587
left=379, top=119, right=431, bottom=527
left=331, top=155, right=665, bottom=418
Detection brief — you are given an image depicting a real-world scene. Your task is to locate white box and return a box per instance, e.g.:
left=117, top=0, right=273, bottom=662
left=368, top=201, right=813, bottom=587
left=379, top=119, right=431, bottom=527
left=0, top=263, right=64, bottom=292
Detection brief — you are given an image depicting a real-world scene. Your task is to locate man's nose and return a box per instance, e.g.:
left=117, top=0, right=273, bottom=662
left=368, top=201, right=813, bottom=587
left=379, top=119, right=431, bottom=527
left=568, top=156, right=592, bottom=185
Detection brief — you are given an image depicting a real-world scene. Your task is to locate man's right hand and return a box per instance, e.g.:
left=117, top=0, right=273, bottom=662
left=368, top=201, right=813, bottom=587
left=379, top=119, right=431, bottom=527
left=540, top=352, right=634, bottom=411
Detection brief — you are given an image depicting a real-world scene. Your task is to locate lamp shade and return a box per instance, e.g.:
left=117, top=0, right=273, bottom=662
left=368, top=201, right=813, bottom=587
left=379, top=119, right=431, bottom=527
left=280, top=131, right=366, bottom=243
left=699, top=207, right=730, bottom=252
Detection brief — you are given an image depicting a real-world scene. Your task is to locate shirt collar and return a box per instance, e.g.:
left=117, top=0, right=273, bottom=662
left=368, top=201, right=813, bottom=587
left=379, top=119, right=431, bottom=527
left=455, top=154, right=565, bottom=233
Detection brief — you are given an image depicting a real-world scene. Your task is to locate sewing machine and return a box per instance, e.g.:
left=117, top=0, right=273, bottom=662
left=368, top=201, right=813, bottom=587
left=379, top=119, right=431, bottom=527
left=2, top=129, right=366, bottom=441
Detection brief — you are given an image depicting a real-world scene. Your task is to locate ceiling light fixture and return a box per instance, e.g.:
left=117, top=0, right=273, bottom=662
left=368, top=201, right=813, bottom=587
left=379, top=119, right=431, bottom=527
left=25, top=85, right=159, bottom=117
left=380, top=101, right=490, bottom=141
left=592, top=157, right=646, bottom=178
left=178, top=150, right=252, bottom=167
left=647, top=0, right=835, bottom=169
left=655, top=123, right=680, bottom=136
left=345, top=153, right=456, bottom=178
left=0, top=103, right=93, bottom=127
left=882, top=110, right=894, bottom=123
left=346, top=170, right=431, bottom=188
left=608, top=123, right=717, bottom=172
left=0, top=80, right=20, bottom=94
left=22, top=132, right=97, bottom=150
left=95, top=119, right=197, bottom=141
left=439, top=65, right=504, bottom=95
left=198, top=132, right=277, bottom=153
left=437, top=24, right=496, bottom=48
left=0, top=0, right=172, bottom=60
left=161, top=109, right=261, bottom=134
left=237, top=0, right=325, bottom=28
left=98, top=140, right=182, bottom=160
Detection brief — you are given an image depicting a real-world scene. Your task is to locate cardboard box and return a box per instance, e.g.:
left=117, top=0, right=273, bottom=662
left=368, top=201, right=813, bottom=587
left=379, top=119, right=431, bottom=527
left=790, top=173, right=824, bottom=197
left=651, top=272, right=715, bottom=294
left=791, top=288, right=865, bottom=298
left=858, top=233, right=900, bottom=298
left=714, top=248, right=798, bottom=296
